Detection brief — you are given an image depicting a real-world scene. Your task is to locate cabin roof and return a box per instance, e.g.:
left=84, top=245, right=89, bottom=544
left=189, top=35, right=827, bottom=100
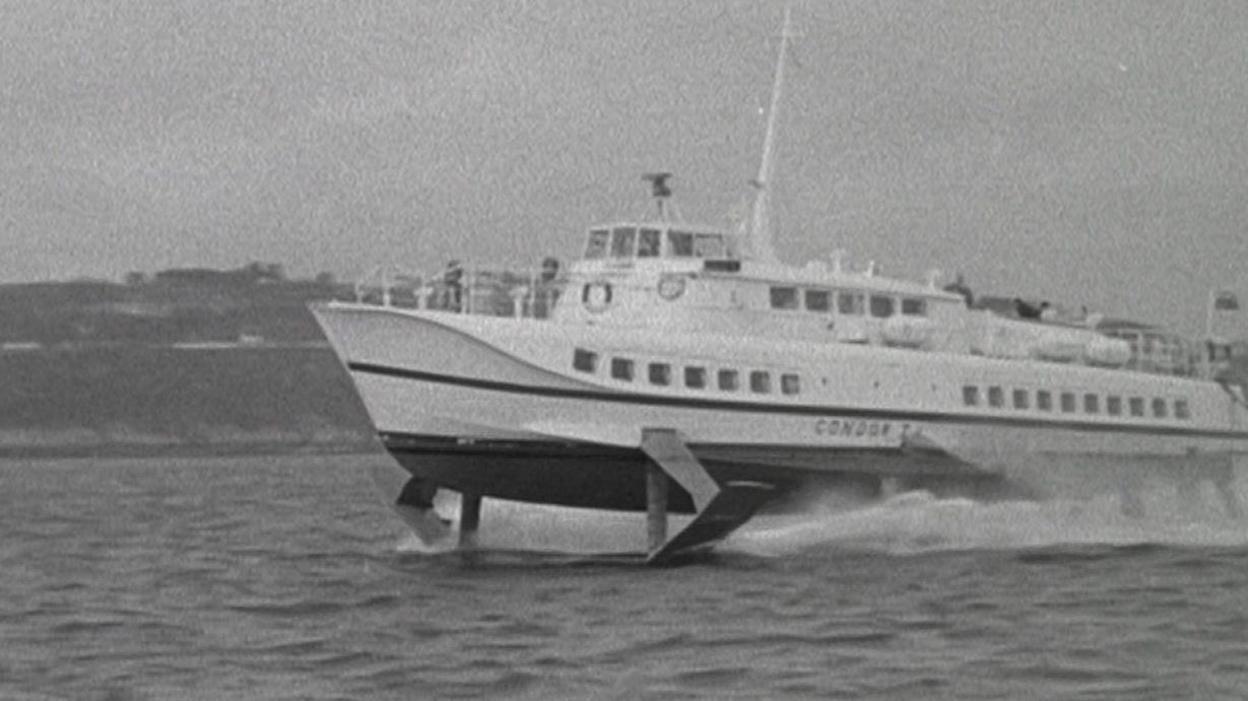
left=738, top=260, right=959, bottom=299
left=588, top=221, right=734, bottom=233
left=1096, top=317, right=1160, bottom=332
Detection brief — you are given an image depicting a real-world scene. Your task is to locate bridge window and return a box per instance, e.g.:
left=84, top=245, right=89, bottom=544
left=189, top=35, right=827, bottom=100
left=1012, top=389, right=1029, bottom=409
left=869, top=295, right=895, bottom=318
left=668, top=231, right=694, bottom=257
left=611, top=358, right=634, bottom=381
left=1084, top=393, right=1099, bottom=413
left=838, top=291, right=865, bottom=315
left=781, top=373, right=801, bottom=395
left=572, top=348, right=598, bottom=373
left=718, top=369, right=739, bottom=391
left=610, top=227, right=637, bottom=258
left=750, top=371, right=771, bottom=394
left=901, top=298, right=927, bottom=316
left=638, top=228, right=661, bottom=258
left=1036, top=390, right=1052, bottom=411
left=1107, top=395, right=1123, bottom=416
left=1175, top=399, right=1190, bottom=419
left=962, top=385, right=979, bottom=406
left=805, top=289, right=831, bottom=312
left=1129, top=397, right=1145, bottom=417
left=1152, top=398, right=1167, bottom=418
left=1060, top=392, right=1076, bottom=413
left=770, top=286, right=799, bottom=310
left=585, top=230, right=609, bottom=259
left=684, top=367, right=707, bottom=389
left=648, top=362, right=671, bottom=386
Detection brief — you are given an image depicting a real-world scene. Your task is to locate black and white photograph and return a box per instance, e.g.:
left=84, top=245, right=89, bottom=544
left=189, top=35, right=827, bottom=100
left=3, top=1, right=1248, bottom=698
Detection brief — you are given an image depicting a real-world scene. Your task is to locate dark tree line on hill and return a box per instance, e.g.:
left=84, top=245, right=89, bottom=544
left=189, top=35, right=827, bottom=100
left=0, top=263, right=347, bottom=346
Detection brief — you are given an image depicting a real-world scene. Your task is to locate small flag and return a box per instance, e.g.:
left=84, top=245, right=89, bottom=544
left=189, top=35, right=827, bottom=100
left=1214, top=290, right=1240, bottom=311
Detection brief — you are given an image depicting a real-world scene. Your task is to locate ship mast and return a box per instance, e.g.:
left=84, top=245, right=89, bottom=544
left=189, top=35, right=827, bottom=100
left=643, top=172, right=673, bottom=220
left=748, top=4, right=794, bottom=264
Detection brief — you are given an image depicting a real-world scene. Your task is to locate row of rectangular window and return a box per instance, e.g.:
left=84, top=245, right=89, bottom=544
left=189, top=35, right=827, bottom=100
left=573, top=348, right=800, bottom=395
left=769, top=286, right=927, bottom=318
left=584, top=228, right=730, bottom=260
left=962, top=385, right=1190, bottom=419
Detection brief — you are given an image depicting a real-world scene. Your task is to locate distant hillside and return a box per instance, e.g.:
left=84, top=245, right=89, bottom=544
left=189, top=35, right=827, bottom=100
left=0, top=263, right=540, bottom=457
left=0, top=345, right=377, bottom=457
left=0, top=263, right=349, bottom=346
left=0, top=266, right=387, bottom=456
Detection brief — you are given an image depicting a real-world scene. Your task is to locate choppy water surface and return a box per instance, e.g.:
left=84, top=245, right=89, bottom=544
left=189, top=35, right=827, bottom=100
left=3, top=455, right=1248, bottom=700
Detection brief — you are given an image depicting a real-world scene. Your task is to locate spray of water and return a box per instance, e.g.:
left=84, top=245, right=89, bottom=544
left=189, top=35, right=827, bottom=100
left=728, top=476, right=1248, bottom=558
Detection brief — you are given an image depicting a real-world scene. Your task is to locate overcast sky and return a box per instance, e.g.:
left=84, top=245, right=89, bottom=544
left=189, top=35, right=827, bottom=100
left=3, top=0, right=1246, bottom=335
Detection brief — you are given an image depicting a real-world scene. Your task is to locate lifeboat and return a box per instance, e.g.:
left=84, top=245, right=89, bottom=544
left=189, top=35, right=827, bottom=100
left=881, top=316, right=936, bottom=348
left=1085, top=336, right=1132, bottom=367
left=1031, top=340, right=1084, bottom=362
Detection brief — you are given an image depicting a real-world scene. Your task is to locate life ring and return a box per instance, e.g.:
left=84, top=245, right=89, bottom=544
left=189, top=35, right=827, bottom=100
left=657, top=274, right=686, bottom=301
left=582, top=281, right=613, bottom=312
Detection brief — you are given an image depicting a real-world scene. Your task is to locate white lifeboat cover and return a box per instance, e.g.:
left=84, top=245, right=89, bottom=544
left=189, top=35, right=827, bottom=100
left=1085, top=336, right=1131, bottom=366
left=881, top=316, right=936, bottom=348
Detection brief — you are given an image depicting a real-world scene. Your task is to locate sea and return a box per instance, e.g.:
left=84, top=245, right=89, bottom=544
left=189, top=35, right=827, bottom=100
left=3, top=453, right=1248, bottom=700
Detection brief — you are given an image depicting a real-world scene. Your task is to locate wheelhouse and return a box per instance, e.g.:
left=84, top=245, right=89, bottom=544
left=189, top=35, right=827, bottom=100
left=582, top=224, right=740, bottom=262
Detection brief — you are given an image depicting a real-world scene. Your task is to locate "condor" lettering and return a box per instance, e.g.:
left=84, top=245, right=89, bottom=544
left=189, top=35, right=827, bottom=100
left=814, top=418, right=893, bottom=438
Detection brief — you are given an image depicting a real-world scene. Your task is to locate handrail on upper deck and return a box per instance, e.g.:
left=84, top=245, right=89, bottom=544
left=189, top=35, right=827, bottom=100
left=350, top=263, right=563, bottom=320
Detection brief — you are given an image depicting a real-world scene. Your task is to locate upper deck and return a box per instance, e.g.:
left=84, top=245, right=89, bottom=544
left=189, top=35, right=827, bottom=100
left=579, top=223, right=740, bottom=264
left=343, top=215, right=1232, bottom=384
left=570, top=221, right=953, bottom=296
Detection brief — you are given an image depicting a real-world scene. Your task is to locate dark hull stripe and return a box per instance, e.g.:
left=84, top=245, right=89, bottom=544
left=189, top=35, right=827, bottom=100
left=380, top=431, right=943, bottom=460
left=348, top=361, right=1248, bottom=441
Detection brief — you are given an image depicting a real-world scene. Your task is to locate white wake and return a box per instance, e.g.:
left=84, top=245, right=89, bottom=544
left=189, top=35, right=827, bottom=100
left=728, top=482, right=1248, bottom=558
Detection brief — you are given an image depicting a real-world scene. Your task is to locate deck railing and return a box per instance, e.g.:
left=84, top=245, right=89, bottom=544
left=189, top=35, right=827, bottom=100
left=350, top=264, right=562, bottom=320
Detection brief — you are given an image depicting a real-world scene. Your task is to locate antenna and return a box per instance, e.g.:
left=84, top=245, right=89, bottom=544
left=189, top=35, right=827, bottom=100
left=748, top=3, right=794, bottom=263
left=642, top=172, right=673, bottom=219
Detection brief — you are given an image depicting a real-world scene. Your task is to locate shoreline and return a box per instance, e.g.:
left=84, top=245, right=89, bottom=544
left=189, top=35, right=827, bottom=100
left=0, top=440, right=380, bottom=461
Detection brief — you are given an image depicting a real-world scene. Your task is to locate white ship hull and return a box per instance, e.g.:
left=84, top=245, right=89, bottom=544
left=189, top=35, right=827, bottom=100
left=313, top=302, right=1248, bottom=511
left=306, top=9, right=1246, bottom=563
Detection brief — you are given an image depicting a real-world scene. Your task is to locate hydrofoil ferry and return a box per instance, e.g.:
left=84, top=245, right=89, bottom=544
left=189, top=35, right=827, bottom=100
left=312, top=9, right=1248, bottom=563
